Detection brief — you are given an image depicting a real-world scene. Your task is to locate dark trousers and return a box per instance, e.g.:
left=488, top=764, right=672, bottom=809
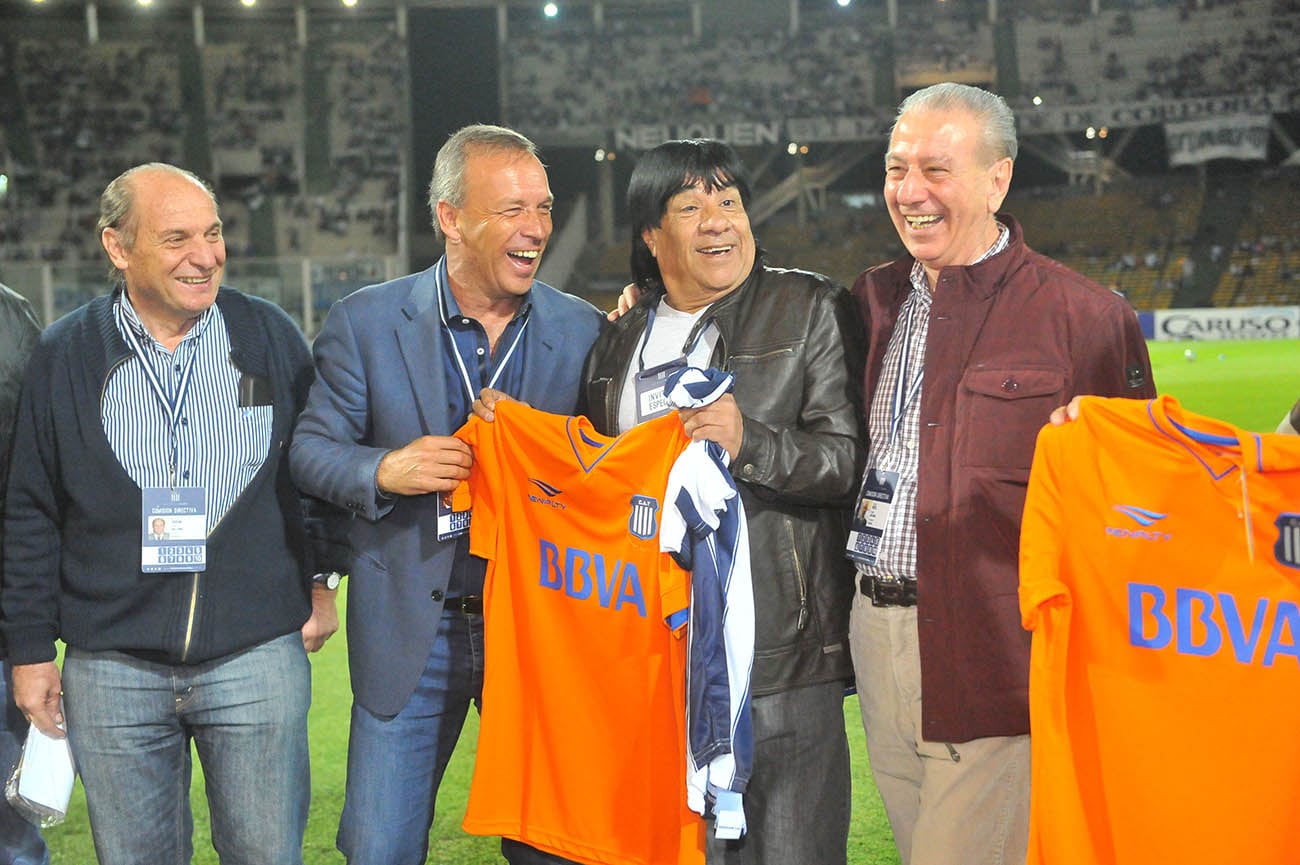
left=501, top=839, right=581, bottom=864
left=707, top=680, right=852, bottom=865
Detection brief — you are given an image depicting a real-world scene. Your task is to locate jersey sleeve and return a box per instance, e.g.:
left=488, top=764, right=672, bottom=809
left=1019, top=420, right=1072, bottom=631
left=663, top=440, right=756, bottom=838
left=453, top=415, right=502, bottom=562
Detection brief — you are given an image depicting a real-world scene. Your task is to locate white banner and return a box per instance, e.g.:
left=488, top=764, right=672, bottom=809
left=1015, top=91, right=1300, bottom=136
left=1164, top=114, right=1270, bottom=166
left=1152, top=306, right=1300, bottom=341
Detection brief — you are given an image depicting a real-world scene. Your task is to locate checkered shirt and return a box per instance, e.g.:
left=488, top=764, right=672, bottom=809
left=857, top=221, right=1010, bottom=582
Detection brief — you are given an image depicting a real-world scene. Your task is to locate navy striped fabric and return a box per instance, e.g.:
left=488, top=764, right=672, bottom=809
left=104, top=296, right=271, bottom=532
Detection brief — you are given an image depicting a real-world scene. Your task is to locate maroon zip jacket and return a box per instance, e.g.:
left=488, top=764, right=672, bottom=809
left=852, top=215, right=1156, bottom=742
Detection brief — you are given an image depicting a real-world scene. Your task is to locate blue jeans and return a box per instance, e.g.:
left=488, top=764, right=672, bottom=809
left=706, top=681, right=851, bottom=865
left=0, top=662, right=49, bottom=865
left=337, top=607, right=484, bottom=865
left=61, top=633, right=311, bottom=865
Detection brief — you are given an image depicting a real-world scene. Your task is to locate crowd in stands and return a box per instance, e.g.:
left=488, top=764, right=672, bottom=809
left=1014, top=0, right=1295, bottom=104
left=506, top=22, right=883, bottom=131
left=0, top=24, right=404, bottom=266
left=501, top=0, right=1295, bottom=133
left=894, top=5, right=994, bottom=82
left=3, top=39, right=184, bottom=263
left=2, top=0, right=1298, bottom=314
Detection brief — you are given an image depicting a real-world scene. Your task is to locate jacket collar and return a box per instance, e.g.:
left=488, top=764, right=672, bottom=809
left=90, top=286, right=268, bottom=379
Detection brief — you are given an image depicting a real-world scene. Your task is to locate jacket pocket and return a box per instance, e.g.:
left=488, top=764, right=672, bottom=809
left=957, top=367, right=1064, bottom=471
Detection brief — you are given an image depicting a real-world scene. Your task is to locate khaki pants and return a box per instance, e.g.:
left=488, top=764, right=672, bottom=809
left=849, top=596, right=1030, bottom=865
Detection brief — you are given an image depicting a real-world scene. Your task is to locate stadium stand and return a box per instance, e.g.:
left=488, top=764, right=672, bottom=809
left=1, top=0, right=1297, bottom=326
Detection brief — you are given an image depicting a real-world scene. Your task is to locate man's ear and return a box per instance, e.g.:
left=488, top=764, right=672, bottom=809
left=102, top=227, right=130, bottom=271
left=641, top=227, right=658, bottom=258
left=987, top=157, right=1014, bottom=214
left=437, top=201, right=461, bottom=243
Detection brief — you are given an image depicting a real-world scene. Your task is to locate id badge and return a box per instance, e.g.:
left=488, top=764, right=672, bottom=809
left=635, top=357, right=687, bottom=424
left=437, top=492, right=471, bottom=541
left=845, top=468, right=898, bottom=566
left=142, top=487, right=207, bottom=573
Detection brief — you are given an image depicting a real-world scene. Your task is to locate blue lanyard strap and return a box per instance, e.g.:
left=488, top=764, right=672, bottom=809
left=116, top=303, right=203, bottom=486
left=888, top=303, right=925, bottom=449
left=435, top=266, right=530, bottom=402
left=636, top=303, right=712, bottom=372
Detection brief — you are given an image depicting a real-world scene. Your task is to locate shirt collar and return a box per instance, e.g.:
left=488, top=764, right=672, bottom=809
left=114, top=289, right=215, bottom=350
left=437, top=264, right=533, bottom=326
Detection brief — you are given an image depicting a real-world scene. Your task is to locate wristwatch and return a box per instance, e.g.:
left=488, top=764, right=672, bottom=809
left=311, top=571, right=343, bottom=591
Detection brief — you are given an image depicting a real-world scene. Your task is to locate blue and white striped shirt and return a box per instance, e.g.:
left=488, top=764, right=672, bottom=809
left=104, top=294, right=272, bottom=534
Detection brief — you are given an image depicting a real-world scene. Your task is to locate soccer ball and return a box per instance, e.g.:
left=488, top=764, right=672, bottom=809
left=1183, top=348, right=1196, bottom=361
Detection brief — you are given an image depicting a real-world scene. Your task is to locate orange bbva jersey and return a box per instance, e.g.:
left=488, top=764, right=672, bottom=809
left=455, top=401, right=705, bottom=865
left=1020, top=395, right=1300, bottom=865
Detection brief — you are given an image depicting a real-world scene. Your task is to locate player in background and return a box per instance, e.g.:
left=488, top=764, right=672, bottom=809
left=846, top=82, right=1154, bottom=865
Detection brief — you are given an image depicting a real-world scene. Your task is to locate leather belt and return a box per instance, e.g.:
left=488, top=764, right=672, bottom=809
left=859, top=575, right=917, bottom=607
left=448, top=595, right=483, bottom=615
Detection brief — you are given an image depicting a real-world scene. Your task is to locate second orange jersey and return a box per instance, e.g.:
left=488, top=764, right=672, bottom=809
left=1020, top=395, right=1300, bottom=865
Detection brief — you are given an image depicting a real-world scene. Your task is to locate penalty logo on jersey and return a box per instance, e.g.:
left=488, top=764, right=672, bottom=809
left=628, top=495, right=659, bottom=540
left=1274, top=514, right=1300, bottom=570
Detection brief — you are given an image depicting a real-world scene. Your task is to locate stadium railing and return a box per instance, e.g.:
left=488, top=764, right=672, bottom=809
left=0, top=254, right=403, bottom=338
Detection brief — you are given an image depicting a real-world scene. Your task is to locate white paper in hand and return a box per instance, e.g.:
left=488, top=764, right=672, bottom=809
left=5, top=710, right=75, bottom=828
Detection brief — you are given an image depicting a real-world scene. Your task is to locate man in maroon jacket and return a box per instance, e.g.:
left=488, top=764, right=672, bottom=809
left=846, top=82, right=1155, bottom=865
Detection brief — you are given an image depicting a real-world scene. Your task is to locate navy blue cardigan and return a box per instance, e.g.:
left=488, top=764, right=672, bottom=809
left=2, top=287, right=348, bottom=666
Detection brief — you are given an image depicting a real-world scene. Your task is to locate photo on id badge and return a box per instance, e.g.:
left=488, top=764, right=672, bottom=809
left=141, top=487, right=208, bottom=572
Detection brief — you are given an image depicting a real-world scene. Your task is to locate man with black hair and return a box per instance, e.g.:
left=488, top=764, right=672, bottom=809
left=578, top=138, right=865, bottom=865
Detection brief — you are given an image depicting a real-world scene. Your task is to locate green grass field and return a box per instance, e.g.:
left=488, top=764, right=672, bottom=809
left=38, top=338, right=1300, bottom=864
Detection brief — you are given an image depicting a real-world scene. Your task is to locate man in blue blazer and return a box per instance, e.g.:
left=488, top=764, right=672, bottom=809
left=290, top=125, right=604, bottom=865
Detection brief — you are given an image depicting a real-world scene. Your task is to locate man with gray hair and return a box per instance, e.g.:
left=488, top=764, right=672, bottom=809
left=290, top=124, right=604, bottom=864
left=846, top=83, right=1154, bottom=864
left=3, top=162, right=347, bottom=864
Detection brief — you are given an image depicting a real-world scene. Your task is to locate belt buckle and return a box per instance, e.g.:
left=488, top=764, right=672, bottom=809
left=868, top=576, right=915, bottom=607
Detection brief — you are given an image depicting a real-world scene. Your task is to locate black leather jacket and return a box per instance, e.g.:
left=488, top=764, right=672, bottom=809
left=580, top=261, right=866, bottom=696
